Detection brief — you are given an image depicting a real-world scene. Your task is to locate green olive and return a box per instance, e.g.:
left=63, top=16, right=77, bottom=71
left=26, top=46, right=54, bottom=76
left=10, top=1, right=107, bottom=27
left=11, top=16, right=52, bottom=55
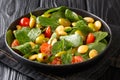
left=29, top=42, right=36, bottom=49
left=75, top=30, right=85, bottom=41
left=88, top=23, right=95, bottom=31
left=29, top=13, right=36, bottom=28
left=35, top=34, right=45, bottom=44
left=36, top=23, right=42, bottom=28
left=64, top=27, right=72, bottom=32
left=58, top=18, right=71, bottom=27
left=55, top=51, right=66, bottom=57
left=41, top=13, right=51, bottom=17
left=29, top=54, right=38, bottom=60
left=37, top=53, right=48, bottom=62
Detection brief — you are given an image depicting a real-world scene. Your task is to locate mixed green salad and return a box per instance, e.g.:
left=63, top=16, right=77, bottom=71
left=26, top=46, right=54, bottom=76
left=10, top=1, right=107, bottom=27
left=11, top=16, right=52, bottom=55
left=7, top=6, right=109, bottom=65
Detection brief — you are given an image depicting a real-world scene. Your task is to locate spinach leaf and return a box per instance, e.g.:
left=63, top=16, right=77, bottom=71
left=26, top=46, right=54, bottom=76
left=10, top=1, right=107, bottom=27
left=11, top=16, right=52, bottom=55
left=60, top=34, right=83, bottom=47
left=51, top=40, right=64, bottom=55
left=74, top=20, right=93, bottom=35
left=14, top=27, right=31, bottom=44
left=36, top=16, right=59, bottom=31
left=80, top=53, right=89, bottom=61
left=51, top=11, right=65, bottom=21
left=51, top=39, right=72, bottom=55
left=93, top=31, right=108, bottom=42
left=6, top=30, right=14, bottom=46
left=12, top=42, right=32, bottom=55
left=65, top=9, right=79, bottom=22
left=63, top=39, right=73, bottom=51
left=28, top=28, right=41, bottom=41
left=23, top=53, right=32, bottom=58
left=100, top=39, right=108, bottom=45
left=44, top=6, right=67, bottom=14
left=61, top=49, right=72, bottom=64
left=88, top=42, right=107, bottom=53
left=78, top=15, right=84, bottom=20
left=74, top=50, right=89, bottom=61
left=31, top=44, right=40, bottom=53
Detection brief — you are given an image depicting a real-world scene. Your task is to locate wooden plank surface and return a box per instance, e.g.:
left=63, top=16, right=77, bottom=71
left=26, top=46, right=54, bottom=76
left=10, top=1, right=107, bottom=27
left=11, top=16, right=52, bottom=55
left=86, top=0, right=120, bottom=25
left=0, top=0, right=120, bottom=80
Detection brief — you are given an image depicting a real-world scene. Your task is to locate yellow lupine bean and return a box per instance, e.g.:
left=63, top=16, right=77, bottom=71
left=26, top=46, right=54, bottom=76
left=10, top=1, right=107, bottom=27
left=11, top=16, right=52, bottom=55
left=55, top=25, right=67, bottom=36
left=16, top=25, right=22, bottom=30
left=89, top=49, right=98, bottom=59
left=84, top=17, right=94, bottom=23
left=94, top=20, right=102, bottom=31
left=77, top=45, right=88, bottom=54
left=72, top=22, right=76, bottom=26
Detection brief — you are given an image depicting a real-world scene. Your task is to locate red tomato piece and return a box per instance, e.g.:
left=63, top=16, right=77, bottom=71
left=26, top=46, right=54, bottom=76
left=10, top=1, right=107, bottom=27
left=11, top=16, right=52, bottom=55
left=11, top=39, right=19, bottom=47
left=40, top=43, right=52, bottom=55
left=45, top=26, right=52, bottom=38
left=72, top=56, right=83, bottom=64
left=86, top=33, right=95, bottom=44
left=19, top=17, right=30, bottom=26
left=51, top=57, right=62, bottom=65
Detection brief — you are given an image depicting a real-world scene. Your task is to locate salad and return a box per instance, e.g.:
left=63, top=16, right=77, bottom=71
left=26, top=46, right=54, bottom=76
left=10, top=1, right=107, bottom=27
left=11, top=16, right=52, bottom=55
left=8, top=6, right=109, bottom=65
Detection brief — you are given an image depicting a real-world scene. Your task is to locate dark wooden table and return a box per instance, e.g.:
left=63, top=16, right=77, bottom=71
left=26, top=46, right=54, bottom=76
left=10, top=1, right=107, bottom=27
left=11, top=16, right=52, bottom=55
left=0, top=0, right=120, bottom=80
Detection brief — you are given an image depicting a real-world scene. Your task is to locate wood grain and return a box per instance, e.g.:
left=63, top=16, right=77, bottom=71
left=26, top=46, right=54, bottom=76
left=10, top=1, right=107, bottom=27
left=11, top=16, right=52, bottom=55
left=86, top=0, right=120, bottom=25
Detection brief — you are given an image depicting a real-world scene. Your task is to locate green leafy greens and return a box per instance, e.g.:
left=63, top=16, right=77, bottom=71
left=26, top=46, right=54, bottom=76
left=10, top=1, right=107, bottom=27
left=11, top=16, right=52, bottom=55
left=61, top=49, right=72, bottom=64
left=13, top=27, right=31, bottom=44
left=74, top=20, right=93, bottom=36
left=60, top=34, right=83, bottom=47
left=28, top=28, right=41, bottom=41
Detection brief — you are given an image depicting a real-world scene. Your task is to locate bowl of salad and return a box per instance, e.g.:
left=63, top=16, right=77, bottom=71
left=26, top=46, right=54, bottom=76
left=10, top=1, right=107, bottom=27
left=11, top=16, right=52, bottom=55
left=5, top=6, right=112, bottom=73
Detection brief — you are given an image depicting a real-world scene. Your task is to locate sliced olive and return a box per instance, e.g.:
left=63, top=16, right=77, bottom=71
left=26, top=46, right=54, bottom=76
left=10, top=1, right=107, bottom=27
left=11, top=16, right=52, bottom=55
left=37, top=53, right=48, bottom=62
left=35, top=34, right=45, bottom=44
left=58, top=18, right=71, bottom=27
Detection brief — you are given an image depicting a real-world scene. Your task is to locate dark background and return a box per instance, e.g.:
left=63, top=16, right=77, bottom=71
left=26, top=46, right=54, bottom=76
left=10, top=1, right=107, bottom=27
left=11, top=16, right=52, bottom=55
left=0, top=0, right=120, bottom=80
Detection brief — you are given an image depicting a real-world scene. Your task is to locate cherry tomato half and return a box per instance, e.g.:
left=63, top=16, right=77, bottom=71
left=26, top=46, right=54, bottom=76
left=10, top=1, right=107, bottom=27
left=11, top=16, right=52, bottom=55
left=44, top=26, right=52, bottom=38
left=86, top=33, right=95, bottom=44
left=51, top=57, right=62, bottom=65
left=72, top=56, right=83, bottom=64
left=11, top=39, right=19, bottom=47
left=19, top=17, right=30, bottom=26
left=40, top=43, right=52, bottom=55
